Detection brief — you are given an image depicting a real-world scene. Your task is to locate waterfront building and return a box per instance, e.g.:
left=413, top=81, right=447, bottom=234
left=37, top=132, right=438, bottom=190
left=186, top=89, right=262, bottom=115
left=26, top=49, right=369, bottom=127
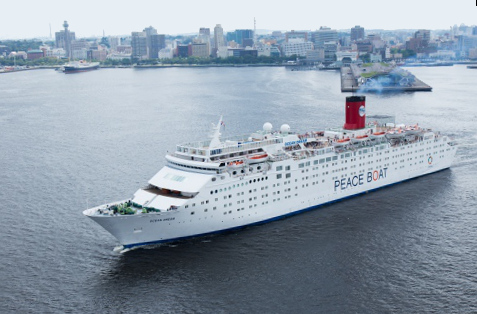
left=26, top=50, right=44, bottom=60
left=469, top=48, right=477, bottom=59
left=55, top=21, right=75, bottom=59
left=231, top=48, right=258, bottom=58
left=131, top=32, right=148, bottom=60
left=107, top=52, right=132, bottom=61
left=285, top=30, right=308, bottom=43
left=109, top=36, right=121, bottom=52
left=90, top=49, right=107, bottom=61
left=214, top=24, right=225, bottom=55
left=191, top=43, right=209, bottom=58
left=197, top=28, right=211, bottom=56
left=117, top=45, right=132, bottom=54
left=158, top=47, right=174, bottom=59
left=323, top=41, right=338, bottom=63
left=335, top=51, right=358, bottom=63
left=72, top=48, right=88, bottom=60
left=351, top=26, right=365, bottom=42
left=312, top=27, right=338, bottom=47
left=428, top=50, right=456, bottom=59
left=177, top=45, right=190, bottom=58
left=227, top=29, right=254, bottom=47
left=282, top=41, right=314, bottom=57
left=149, top=34, right=166, bottom=59
left=217, top=46, right=231, bottom=58
left=306, top=48, right=324, bottom=62
left=45, top=48, right=65, bottom=58
left=70, top=39, right=91, bottom=60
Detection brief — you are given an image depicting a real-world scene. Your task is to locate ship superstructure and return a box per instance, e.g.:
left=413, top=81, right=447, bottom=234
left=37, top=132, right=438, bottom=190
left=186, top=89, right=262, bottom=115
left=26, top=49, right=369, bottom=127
left=83, top=96, right=457, bottom=249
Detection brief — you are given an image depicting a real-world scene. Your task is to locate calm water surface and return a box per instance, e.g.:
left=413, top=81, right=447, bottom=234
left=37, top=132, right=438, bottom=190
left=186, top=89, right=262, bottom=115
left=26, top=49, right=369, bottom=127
left=0, top=65, right=476, bottom=313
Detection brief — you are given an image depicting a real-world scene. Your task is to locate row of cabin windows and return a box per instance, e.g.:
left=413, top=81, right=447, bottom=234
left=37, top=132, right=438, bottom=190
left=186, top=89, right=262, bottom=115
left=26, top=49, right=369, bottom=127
left=209, top=177, right=269, bottom=194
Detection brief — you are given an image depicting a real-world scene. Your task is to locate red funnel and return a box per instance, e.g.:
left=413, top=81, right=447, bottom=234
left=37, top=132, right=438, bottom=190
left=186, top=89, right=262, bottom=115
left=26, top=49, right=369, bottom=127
left=344, top=96, right=366, bottom=130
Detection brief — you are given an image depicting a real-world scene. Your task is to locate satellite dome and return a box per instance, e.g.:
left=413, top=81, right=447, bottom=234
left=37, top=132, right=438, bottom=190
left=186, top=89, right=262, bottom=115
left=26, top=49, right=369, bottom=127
left=263, top=122, right=273, bottom=133
left=280, top=124, right=290, bottom=133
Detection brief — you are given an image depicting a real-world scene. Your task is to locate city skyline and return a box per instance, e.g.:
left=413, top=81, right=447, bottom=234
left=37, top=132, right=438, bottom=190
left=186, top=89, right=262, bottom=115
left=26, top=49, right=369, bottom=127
left=1, top=0, right=476, bottom=39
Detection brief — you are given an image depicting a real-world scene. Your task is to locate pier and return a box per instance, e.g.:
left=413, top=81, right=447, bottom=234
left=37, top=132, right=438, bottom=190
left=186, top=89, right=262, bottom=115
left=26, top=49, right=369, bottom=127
left=341, top=64, right=432, bottom=92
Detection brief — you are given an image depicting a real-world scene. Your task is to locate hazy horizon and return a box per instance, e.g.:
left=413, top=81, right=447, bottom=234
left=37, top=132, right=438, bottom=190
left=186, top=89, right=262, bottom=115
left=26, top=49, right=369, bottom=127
left=1, top=0, right=476, bottom=40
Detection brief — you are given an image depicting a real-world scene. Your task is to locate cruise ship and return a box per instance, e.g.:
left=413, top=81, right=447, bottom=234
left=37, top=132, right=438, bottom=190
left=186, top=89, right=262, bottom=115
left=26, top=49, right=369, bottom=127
left=63, top=61, right=100, bottom=74
left=83, top=96, right=457, bottom=249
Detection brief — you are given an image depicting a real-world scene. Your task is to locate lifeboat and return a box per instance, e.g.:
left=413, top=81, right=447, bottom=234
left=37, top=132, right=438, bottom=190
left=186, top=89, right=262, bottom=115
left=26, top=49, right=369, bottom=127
left=385, top=129, right=405, bottom=139
left=369, top=131, right=386, bottom=139
left=404, top=126, right=421, bottom=135
left=351, top=135, right=369, bottom=143
left=228, top=160, right=244, bottom=167
left=247, top=153, right=269, bottom=163
left=332, top=138, right=351, bottom=146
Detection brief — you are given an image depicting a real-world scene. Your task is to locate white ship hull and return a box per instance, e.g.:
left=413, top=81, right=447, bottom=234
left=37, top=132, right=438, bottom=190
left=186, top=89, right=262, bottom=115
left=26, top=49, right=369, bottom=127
left=84, top=135, right=457, bottom=249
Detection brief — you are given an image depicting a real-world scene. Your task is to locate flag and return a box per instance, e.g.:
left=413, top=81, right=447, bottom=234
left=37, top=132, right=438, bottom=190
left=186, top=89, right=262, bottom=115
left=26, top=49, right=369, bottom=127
left=221, top=121, right=225, bottom=129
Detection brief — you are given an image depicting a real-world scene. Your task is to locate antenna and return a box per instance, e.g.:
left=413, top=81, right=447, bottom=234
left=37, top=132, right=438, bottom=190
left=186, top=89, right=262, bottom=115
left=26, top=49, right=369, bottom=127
left=253, top=17, right=257, bottom=48
left=49, top=23, right=52, bottom=38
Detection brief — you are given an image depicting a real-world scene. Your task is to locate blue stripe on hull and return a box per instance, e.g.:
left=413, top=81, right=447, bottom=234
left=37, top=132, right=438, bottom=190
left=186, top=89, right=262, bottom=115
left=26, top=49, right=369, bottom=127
left=122, top=167, right=451, bottom=249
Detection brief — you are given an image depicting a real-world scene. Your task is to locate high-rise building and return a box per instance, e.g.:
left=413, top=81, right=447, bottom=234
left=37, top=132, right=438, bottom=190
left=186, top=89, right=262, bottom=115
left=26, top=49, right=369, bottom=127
left=191, top=43, right=209, bottom=58
left=214, top=24, right=225, bottom=52
left=350, top=26, right=365, bottom=42
left=312, top=27, right=338, bottom=47
left=143, top=26, right=157, bottom=58
left=227, top=29, right=253, bottom=47
left=414, top=29, right=431, bottom=42
left=177, top=45, right=190, bottom=58
left=55, top=21, right=76, bottom=58
left=198, top=27, right=211, bottom=56
left=131, top=32, right=147, bottom=59
left=149, top=34, right=166, bottom=59
left=109, top=37, right=121, bottom=51
left=285, top=30, right=308, bottom=43
left=282, top=41, right=314, bottom=57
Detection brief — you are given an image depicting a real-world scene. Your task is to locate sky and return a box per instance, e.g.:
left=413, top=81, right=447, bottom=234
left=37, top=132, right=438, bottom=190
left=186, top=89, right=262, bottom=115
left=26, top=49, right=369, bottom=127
left=1, top=0, right=476, bottom=39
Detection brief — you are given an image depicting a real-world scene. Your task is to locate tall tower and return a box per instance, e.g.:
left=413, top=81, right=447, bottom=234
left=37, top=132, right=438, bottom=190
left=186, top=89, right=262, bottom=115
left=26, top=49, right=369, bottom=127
left=63, top=21, right=71, bottom=59
left=214, top=24, right=225, bottom=56
left=254, top=17, right=257, bottom=48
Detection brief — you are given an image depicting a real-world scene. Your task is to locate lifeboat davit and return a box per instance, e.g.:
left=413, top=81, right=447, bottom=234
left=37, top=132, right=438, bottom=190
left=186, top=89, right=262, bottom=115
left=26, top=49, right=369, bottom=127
left=228, top=160, right=244, bottom=167
left=369, top=131, right=386, bottom=139
left=351, top=135, right=369, bottom=143
left=247, top=154, right=269, bottom=163
left=332, top=138, right=351, bottom=146
left=385, top=130, right=405, bottom=139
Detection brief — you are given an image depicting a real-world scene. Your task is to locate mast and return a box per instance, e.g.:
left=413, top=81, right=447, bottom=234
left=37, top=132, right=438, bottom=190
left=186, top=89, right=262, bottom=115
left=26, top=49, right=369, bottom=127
left=209, top=116, right=223, bottom=149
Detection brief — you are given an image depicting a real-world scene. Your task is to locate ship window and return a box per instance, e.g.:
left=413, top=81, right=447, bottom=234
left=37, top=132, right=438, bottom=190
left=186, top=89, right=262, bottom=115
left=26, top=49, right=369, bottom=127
left=210, top=191, right=213, bottom=194
left=276, top=166, right=283, bottom=171
left=319, top=159, right=325, bottom=164
left=332, top=156, right=338, bottom=161
left=164, top=173, right=186, bottom=182
left=286, top=173, right=291, bottom=178
left=277, top=174, right=282, bottom=179
left=299, top=163, right=304, bottom=168
left=286, top=166, right=290, bottom=170
left=305, top=161, right=310, bottom=166
left=326, top=157, right=331, bottom=162
left=191, top=211, right=195, bottom=215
